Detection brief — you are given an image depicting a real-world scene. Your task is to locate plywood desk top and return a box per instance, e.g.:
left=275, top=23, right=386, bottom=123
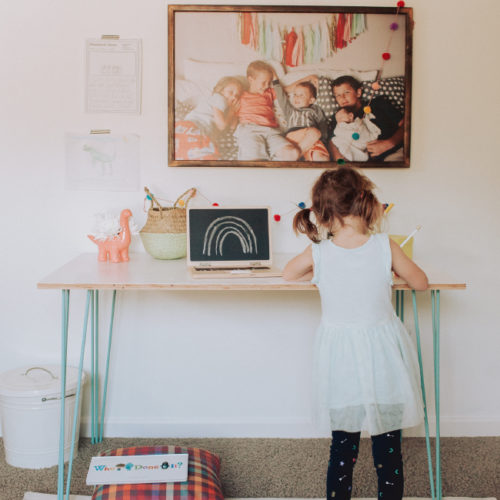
left=37, top=253, right=466, bottom=291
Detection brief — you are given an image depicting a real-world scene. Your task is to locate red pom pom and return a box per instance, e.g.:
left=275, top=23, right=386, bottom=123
left=397, top=0, right=405, bottom=7
left=273, top=214, right=281, bottom=222
left=212, top=202, right=219, bottom=206
left=382, top=52, right=391, bottom=61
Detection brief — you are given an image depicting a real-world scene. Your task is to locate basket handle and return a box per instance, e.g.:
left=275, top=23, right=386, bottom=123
left=144, top=187, right=164, bottom=211
left=24, top=367, right=58, bottom=379
left=174, top=187, right=197, bottom=208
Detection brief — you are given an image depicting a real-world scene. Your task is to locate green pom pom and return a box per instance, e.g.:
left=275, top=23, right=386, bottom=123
left=337, top=158, right=346, bottom=165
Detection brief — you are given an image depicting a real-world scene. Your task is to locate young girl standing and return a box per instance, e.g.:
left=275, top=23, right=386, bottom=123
left=283, top=167, right=428, bottom=499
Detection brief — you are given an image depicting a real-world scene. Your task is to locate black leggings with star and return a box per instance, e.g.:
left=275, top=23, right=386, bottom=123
left=326, top=429, right=403, bottom=499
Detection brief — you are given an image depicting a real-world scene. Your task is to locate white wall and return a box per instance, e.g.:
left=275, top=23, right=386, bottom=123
left=1, top=0, right=499, bottom=438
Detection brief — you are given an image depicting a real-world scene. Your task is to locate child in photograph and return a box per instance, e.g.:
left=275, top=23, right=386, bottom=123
left=329, top=75, right=404, bottom=162
left=283, top=167, right=428, bottom=499
left=272, top=77, right=330, bottom=161
left=331, top=108, right=382, bottom=161
left=235, top=60, right=300, bottom=161
left=175, top=76, right=243, bottom=161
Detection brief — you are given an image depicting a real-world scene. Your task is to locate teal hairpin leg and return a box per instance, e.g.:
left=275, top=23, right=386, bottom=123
left=412, top=291, right=435, bottom=500
left=90, top=290, right=100, bottom=444
left=395, top=290, right=405, bottom=322
left=99, top=290, right=117, bottom=442
left=432, top=290, right=442, bottom=500
left=64, top=290, right=91, bottom=500
left=94, top=290, right=99, bottom=443
left=57, top=290, right=70, bottom=500
left=90, top=291, right=95, bottom=443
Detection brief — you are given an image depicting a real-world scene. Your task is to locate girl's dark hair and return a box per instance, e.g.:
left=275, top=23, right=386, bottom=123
left=293, top=166, right=381, bottom=243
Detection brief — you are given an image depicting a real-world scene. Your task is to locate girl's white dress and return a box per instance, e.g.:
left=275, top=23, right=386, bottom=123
left=311, top=233, right=424, bottom=435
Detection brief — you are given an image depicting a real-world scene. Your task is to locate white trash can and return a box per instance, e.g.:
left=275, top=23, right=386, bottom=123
left=0, top=365, right=86, bottom=469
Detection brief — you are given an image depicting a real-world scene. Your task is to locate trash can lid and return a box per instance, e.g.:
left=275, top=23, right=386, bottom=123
left=0, top=365, right=83, bottom=398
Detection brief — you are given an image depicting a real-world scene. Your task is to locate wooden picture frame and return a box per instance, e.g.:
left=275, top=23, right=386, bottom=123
left=168, top=5, right=413, bottom=168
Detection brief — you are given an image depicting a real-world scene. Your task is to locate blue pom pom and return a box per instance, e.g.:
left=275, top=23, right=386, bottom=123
left=298, top=202, right=306, bottom=209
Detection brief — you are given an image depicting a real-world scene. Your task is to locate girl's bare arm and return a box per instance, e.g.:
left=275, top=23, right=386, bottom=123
left=390, top=239, right=428, bottom=291
left=283, top=245, right=314, bottom=281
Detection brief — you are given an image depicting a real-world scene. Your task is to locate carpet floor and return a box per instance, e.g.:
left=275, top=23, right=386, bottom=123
left=1, top=437, right=498, bottom=499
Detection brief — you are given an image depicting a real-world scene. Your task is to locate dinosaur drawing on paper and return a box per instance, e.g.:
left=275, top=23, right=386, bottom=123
left=83, top=142, right=117, bottom=176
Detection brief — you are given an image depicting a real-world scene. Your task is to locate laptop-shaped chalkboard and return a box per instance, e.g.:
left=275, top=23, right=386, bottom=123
left=187, top=207, right=282, bottom=278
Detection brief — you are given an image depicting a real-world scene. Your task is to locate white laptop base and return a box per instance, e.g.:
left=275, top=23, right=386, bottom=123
left=189, top=265, right=282, bottom=278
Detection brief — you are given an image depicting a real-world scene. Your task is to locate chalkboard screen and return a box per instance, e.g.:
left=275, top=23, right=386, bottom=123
left=187, top=208, right=271, bottom=263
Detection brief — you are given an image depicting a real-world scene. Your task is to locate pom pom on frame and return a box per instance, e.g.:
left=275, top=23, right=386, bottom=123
left=397, top=1, right=405, bottom=7
left=382, top=52, right=391, bottom=61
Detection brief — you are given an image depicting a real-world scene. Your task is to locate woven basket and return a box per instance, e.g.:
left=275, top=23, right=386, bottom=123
left=140, top=187, right=196, bottom=260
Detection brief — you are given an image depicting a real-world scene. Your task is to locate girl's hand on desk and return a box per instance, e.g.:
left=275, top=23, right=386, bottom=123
left=390, top=239, right=428, bottom=291
left=283, top=245, right=314, bottom=281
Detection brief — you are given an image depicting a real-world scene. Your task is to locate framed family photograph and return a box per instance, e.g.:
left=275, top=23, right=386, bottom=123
left=168, top=5, right=413, bottom=168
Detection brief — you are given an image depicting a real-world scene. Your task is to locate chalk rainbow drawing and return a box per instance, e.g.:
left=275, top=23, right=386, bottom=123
left=203, top=216, right=258, bottom=257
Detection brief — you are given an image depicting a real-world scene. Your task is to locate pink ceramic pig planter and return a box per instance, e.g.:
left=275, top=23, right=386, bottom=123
left=88, top=209, right=133, bottom=263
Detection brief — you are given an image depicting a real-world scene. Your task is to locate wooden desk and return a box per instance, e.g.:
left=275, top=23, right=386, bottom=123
left=38, top=252, right=464, bottom=291
left=37, top=253, right=465, bottom=500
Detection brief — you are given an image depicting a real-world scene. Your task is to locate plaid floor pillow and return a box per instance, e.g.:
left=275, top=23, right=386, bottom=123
left=91, top=445, right=224, bottom=499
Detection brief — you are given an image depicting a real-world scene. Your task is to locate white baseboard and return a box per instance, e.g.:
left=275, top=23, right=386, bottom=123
left=77, top=415, right=500, bottom=438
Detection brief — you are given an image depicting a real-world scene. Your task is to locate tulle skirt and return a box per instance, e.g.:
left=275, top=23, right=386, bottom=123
left=313, top=315, right=424, bottom=435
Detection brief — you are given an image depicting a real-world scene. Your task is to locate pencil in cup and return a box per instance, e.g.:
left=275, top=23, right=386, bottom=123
left=389, top=234, right=414, bottom=259
left=389, top=225, right=422, bottom=259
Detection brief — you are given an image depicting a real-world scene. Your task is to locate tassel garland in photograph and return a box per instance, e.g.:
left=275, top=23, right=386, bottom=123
left=238, top=12, right=367, bottom=67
